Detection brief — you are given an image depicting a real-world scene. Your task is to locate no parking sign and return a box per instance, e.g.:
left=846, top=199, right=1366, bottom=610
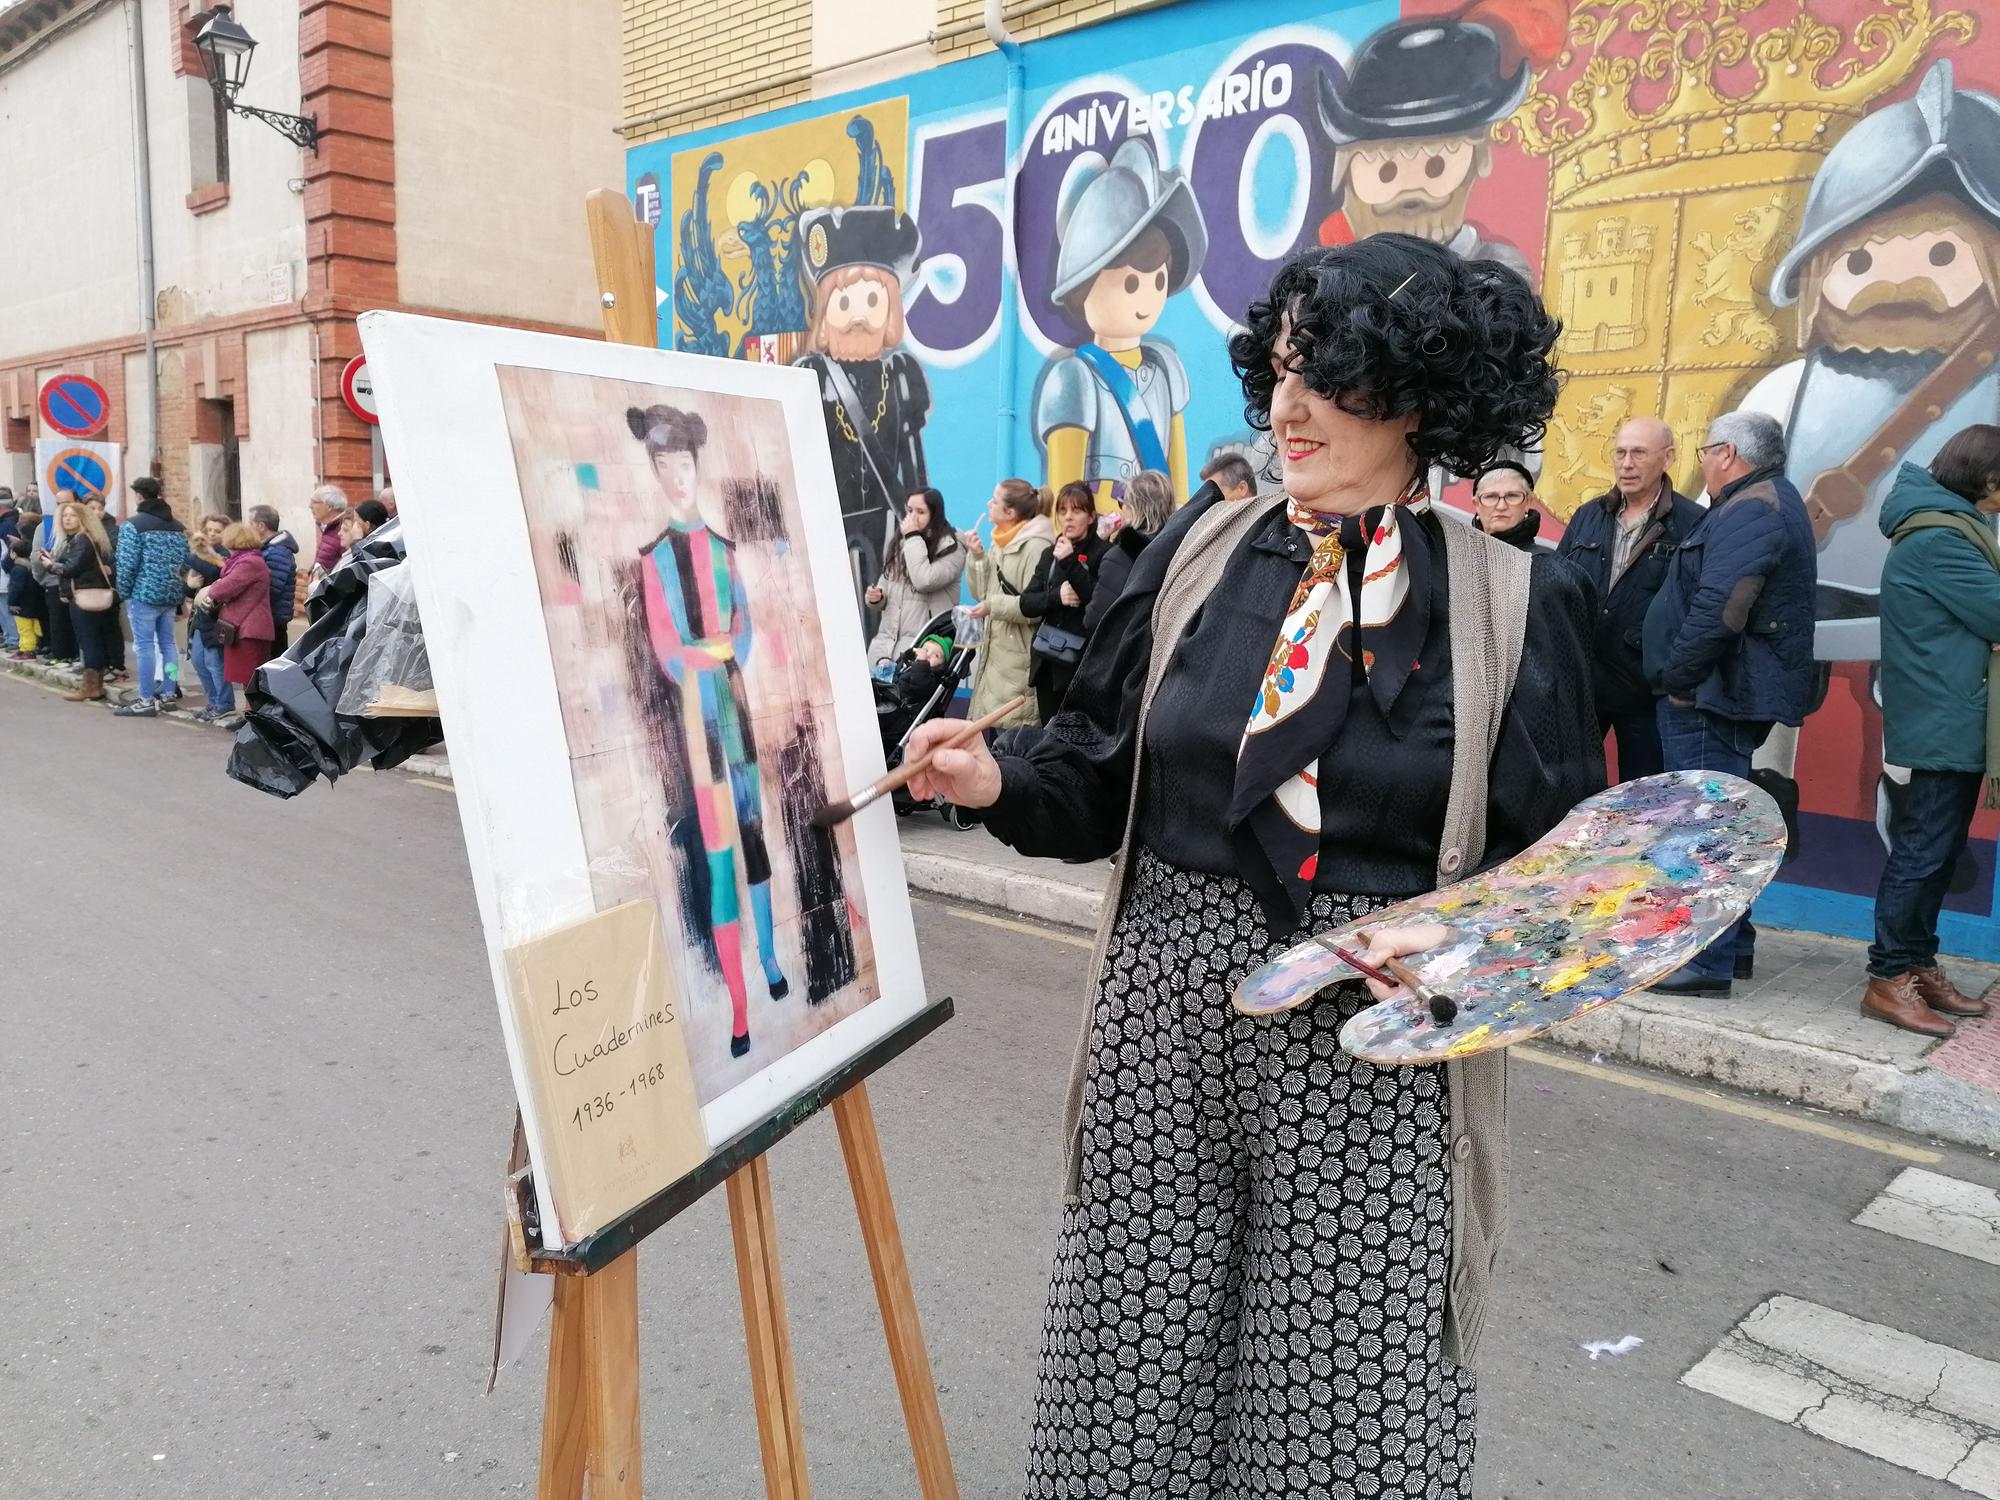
left=38, top=374, right=110, bottom=439
left=34, top=438, right=124, bottom=514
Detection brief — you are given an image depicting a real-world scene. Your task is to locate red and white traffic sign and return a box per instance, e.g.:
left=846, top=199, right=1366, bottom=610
left=39, top=373, right=110, bottom=438
left=340, top=354, right=379, bottom=426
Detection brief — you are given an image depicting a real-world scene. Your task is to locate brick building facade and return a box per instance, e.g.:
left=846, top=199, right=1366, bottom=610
left=0, top=0, right=622, bottom=536
left=618, top=0, right=1160, bottom=145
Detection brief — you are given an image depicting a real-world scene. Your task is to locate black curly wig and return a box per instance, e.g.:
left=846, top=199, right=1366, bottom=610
left=1228, top=235, right=1561, bottom=477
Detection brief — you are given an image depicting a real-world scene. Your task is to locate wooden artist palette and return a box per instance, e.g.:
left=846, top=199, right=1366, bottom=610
left=1231, top=771, right=1787, bottom=1063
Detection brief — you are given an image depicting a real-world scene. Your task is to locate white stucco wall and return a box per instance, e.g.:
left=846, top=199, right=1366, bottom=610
left=393, top=0, right=625, bottom=330
left=0, top=0, right=306, bottom=360
left=238, top=321, right=317, bottom=537
left=811, top=0, right=937, bottom=97
left=142, top=0, right=308, bottom=329
left=122, top=347, right=153, bottom=488
left=0, top=2, right=140, bottom=360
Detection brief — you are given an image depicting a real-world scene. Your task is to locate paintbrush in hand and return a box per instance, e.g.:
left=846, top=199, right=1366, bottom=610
left=813, top=694, right=1028, bottom=828
left=1313, top=931, right=1459, bottom=1026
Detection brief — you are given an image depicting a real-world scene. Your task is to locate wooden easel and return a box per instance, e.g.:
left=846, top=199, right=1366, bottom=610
left=515, top=189, right=961, bottom=1500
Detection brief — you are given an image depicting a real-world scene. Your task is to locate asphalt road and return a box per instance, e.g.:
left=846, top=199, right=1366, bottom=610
left=4, top=673, right=1997, bottom=1499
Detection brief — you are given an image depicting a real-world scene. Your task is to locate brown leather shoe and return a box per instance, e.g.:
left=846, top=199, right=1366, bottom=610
left=1862, top=974, right=1957, bottom=1038
left=62, top=669, right=103, bottom=702
left=1910, top=964, right=1990, bottom=1018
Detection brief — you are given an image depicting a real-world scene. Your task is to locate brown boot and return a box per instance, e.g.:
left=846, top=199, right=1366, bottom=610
left=1910, top=964, right=1990, bottom=1018
left=1862, top=973, right=1957, bottom=1038
left=62, top=670, right=104, bottom=702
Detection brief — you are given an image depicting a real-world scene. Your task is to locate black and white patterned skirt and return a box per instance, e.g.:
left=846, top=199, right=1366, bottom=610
left=1025, top=847, right=1474, bottom=1499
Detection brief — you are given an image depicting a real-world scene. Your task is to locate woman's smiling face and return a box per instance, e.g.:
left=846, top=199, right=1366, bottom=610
left=1268, top=311, right=1417, bottom=514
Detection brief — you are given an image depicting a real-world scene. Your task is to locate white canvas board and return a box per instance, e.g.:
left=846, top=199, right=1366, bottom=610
left=359, top=311, right=928, bottom=1248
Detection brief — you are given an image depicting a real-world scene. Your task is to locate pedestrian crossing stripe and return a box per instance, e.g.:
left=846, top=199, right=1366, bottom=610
left=1854, top=1167, right=2000, bottom=1270
left=1683, top=1295, right=2000, bottom=1495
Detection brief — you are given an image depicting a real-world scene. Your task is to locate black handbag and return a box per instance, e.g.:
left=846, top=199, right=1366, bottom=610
left=1032, top=621, right=1087, bottom=664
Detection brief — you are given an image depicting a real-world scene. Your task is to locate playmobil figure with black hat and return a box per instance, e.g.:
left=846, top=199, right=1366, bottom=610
left=792, top=204, right=932, bottom=621
left=1313, top=10, right=1541, bottom=284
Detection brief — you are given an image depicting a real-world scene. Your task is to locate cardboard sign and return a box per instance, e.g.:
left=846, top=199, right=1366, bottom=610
left=501, top=900, right=707, bottom=1244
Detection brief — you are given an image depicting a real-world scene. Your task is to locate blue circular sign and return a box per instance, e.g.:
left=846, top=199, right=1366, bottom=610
left=39, top=375, right=109, bottom=438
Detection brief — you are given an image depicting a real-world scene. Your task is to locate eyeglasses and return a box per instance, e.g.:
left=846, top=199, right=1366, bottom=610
left=1695, top=442, right=1730, bottom=457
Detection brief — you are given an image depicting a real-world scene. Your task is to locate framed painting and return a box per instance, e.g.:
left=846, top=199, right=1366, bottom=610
left=359, top=312, right=926, bottom=1248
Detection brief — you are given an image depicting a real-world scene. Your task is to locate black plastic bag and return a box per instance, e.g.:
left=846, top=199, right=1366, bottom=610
left=225, top=517, right=443, bottom=798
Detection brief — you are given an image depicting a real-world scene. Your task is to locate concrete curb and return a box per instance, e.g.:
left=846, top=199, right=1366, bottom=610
left=6, top=656, right=209, bottom=716
left=902, top=848, right=1104, bottom=929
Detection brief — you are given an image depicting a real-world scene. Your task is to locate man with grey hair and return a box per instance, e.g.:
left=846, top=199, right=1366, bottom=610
left=308, top=484, right=350, bottom=576
left=1198, top=451, right=1256, bottom=502
left=1642, top=409, right=1817, bottom=995
left=1559, top=417, right=1705, bottom=780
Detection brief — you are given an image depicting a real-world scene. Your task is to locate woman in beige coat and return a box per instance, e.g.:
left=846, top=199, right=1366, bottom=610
left=963, top=478, right=1052, bottom=728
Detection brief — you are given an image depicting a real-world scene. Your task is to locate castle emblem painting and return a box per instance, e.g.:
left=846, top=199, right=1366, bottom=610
left=357, top=312, right=928, bottom=1223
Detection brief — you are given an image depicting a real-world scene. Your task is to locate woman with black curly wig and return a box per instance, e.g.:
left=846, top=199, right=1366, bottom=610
left=908, top=235, right=1603, bottom=1498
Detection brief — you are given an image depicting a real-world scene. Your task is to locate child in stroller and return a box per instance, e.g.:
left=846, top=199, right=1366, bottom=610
left=872, top=609, right=979, bottom=825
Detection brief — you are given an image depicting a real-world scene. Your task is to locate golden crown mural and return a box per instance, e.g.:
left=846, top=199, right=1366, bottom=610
left=1502, top=0, right=1977, bottom=508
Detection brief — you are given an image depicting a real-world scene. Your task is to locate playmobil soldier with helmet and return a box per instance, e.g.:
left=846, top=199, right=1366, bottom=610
left=1746, top=60, right=2000, bottom=662
left=1036, top=136, right=1209, bottom=511
left=793, top=204, right=932, bottom=617
left=1742, top=60, right=2000, bottom=854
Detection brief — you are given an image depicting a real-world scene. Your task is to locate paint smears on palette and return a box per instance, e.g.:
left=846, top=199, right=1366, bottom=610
left=1232, top=772, right=1787, bottom=1063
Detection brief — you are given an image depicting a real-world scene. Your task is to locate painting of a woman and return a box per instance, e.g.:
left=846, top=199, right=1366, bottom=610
left=627, top=403, right=790, bottom=1057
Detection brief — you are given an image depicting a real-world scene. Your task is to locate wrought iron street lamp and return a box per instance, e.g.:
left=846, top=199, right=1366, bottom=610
left=194, top=5, right=319, bottom=154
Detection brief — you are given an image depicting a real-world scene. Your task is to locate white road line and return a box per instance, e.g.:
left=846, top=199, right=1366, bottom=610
left=1856, top=1168, right=2000, bottom=1270
left=1683, top=1295, right=2000, bottom=1496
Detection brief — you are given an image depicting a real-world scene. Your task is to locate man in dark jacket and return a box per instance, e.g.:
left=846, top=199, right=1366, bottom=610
left=1643, top=410, right=1817, bottom=995
left=113, top=476, right=189, bottom=716
left=251, top=504, right=300, bottom=650
left=1470, top=460, right=1542, bottom=552
left=1557, top=418, right=1705, bottom=780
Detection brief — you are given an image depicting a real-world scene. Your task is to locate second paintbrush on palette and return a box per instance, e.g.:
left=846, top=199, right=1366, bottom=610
left=1232, top=771, right=1788, bottom=1063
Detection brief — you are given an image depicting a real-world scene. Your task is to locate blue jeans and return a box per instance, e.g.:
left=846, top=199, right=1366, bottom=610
left=188, top=629, right=231, bottom=709
left=1658, top=700, right=1771, bottom=980
left=1869, top=770, right=1983, bottom=979
left=0, top=585, right=15, bottom=650
left=128, top=600, right=176, bottom=701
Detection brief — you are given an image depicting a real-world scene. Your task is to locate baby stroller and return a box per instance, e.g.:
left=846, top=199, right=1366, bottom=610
left=873, top=606, right=981, bottom=829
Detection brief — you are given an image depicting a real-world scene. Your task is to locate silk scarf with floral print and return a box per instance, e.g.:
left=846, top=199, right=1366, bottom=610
left=1229, top=489, right=1430, bottom=927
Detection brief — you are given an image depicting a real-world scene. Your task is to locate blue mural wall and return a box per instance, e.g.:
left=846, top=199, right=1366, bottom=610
left=629, top=0, right=2000, bottom=960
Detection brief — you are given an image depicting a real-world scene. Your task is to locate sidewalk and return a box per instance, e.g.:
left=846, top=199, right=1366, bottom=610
left=28, top=645, right=1990, bottom=1157
left=6, top=653, right=204, bottom=714
left=897, top=816, right=2000, bottom=1154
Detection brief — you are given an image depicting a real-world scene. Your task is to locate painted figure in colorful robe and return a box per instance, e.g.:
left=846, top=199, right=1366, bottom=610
left=627, top=405, right=790, bottom=1060
left=793, top=205, right=931, bottom=616
left=1035, top=137, right=1208, bottom=512
left=1312, top=6, right=1563, bottom=286
left=1741, top=61, right=2000, bottom=851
